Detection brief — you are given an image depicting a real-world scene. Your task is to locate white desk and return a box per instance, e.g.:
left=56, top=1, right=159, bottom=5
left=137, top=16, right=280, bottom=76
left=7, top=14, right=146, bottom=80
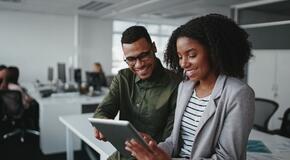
left=248, top=129, right=290, bottom=160
left=23, top=83, right=108, bottom=154
left=60, top=113, right=290, bottom=160
left=59, top=113, right=116, bottom=160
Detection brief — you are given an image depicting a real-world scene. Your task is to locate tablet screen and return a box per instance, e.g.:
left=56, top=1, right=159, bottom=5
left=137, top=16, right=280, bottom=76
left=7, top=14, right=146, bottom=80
left=88, top=118, right=150, bottom=157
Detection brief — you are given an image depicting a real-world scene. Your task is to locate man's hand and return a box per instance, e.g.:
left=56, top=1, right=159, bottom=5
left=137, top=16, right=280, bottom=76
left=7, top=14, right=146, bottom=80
left=93, top=127, right=106, bottom=141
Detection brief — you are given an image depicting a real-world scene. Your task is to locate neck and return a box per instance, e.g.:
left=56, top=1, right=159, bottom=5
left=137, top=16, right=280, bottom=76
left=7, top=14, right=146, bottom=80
left=195, top=73, right=218, bottom=98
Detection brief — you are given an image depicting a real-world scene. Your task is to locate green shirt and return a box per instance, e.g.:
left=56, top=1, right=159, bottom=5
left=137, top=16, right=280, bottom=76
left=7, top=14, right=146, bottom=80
left=93, top=59, right=180, bottom=159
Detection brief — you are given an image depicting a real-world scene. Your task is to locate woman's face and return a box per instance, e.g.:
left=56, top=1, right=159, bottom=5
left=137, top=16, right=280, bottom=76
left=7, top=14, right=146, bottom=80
left=176, top=36, right=213, bottom=81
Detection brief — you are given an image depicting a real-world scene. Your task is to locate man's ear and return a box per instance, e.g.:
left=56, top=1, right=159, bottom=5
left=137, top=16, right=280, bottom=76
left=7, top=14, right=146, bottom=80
left=152, top=42, right=157, bottom=53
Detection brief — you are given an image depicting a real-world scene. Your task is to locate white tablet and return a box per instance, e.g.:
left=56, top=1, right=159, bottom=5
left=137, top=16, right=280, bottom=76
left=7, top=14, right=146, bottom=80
left=88, top=118, right=150, bottom=157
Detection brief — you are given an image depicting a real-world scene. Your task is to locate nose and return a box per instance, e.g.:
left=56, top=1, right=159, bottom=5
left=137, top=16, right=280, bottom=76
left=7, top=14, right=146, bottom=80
left=134, top=58, right=144, bottom=68
left=179, top=57, right=188, bottom=69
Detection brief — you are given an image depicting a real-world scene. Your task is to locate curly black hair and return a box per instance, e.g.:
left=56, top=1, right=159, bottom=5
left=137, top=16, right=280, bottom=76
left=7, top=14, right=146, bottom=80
left=121, top=25, right=152, bottom=44
left=164, top=13, right=252, bottom=78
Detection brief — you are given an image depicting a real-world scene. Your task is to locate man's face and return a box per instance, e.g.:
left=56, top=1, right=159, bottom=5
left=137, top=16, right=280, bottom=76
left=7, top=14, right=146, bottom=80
left=122, top=38, right=156, bottom=80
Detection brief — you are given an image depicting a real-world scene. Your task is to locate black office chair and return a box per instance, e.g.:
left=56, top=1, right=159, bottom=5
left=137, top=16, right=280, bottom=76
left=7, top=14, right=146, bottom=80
left=253, top=98, right=279, bottom=133
left=0, top=90, right=39, bottom=142
left=270, top=108, right=290, bottom=138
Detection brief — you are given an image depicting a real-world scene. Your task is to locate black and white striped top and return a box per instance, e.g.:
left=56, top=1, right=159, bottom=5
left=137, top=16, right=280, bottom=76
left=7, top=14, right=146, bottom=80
left=179, top=89, right=211, bottom=158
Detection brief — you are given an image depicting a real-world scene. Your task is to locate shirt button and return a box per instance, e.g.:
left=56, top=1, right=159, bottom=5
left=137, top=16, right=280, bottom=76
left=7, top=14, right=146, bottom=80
left=136, top=103, right=140, bottom=107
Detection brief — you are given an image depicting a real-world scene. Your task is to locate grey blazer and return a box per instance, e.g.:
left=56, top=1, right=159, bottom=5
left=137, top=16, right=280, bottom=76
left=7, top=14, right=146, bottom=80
left=159, top=75, right=255, bottom=160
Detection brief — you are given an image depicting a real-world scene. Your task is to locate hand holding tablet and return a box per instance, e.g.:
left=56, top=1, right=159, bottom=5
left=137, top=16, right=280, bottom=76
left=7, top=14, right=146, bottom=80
left=88, top=118, right=150, bottom=157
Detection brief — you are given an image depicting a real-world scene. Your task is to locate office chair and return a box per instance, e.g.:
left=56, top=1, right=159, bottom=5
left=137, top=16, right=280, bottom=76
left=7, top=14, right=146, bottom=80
left=253, top=98, right=278, bottom=133
left=0, top=90, right=39, bottom=142
left=280, top=108, right=290, bottom=137
left=270, top=108, right=290, bottom=138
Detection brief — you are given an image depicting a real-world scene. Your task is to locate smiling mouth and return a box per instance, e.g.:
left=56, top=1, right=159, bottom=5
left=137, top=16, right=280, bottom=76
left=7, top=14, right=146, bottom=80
left=185, top=69, right=196, bottom=77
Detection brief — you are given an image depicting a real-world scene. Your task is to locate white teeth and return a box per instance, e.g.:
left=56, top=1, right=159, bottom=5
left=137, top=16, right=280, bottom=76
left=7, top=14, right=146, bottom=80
left=185, top=70, right=195, bottom=77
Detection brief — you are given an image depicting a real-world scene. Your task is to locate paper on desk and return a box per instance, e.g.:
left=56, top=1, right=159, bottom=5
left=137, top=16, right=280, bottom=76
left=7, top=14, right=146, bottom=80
left=247, top=140, right=271, bottom=153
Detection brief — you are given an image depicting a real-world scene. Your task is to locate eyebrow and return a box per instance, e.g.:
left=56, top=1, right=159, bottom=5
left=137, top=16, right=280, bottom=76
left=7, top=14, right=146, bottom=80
left=177, top=48, right=196, bottom=55
left=126, top=50, right=151, bottom=58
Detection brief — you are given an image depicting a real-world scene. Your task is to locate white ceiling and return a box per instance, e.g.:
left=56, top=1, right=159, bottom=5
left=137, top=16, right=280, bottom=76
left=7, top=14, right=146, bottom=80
left=0, top=0, right=260, bottom=24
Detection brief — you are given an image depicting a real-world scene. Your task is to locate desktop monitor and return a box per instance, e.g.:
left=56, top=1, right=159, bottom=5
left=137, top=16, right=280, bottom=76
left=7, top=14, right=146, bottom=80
left=48, top=67, right=53, bottom=82
left=57, top=63, right=66, bottom=83
left=86, top=72, right=101, bottom=91
left=74, top=68, right=82, bottom=84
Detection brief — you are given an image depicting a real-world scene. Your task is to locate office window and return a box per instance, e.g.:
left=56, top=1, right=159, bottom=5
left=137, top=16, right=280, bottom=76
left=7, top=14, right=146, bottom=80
left=112, top=20, right=177, bottom=74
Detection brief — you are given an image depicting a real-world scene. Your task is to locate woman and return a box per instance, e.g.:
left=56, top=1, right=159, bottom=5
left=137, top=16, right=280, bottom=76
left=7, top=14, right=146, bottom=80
left=125, top=13, right=255, bottom=159
left=93, top=62, right=108, bottom=87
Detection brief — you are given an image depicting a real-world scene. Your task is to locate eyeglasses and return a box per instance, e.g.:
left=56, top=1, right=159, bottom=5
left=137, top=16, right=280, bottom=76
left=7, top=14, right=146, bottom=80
left=124, top=50, right=154, bottom=66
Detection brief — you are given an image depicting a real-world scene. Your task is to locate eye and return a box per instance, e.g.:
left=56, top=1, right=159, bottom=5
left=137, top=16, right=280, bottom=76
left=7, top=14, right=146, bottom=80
left=126, top=57, right=136, bottom=62
left=188, top=53, right=196, bottom=58
left=138, top=52, right=149, bottom=59
left=177, top=55, right=182, bottom=60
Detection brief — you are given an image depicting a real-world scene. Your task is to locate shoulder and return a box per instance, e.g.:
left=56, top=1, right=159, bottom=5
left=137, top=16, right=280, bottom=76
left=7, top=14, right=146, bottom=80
left=224, top=77, right=254, bottom=95
left=160, top=69, right=182, bottom=89
left=221, top=77, right=255, bottom=107
left=112, top=68, right=135, bottom=84
left=116, top=68, right=134, bottom=79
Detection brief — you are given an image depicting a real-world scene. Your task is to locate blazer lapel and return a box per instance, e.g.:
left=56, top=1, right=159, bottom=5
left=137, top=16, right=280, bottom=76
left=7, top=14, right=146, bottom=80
left=194, top=75, right=227, bottom=138
left=173, top=80, right=194, bottom=155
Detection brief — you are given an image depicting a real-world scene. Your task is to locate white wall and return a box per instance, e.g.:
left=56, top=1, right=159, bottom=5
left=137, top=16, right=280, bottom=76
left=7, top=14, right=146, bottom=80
left=0, top=10, right=113, bottom=83
left=78, top=16, right=113, bottom=78
left=0, top=10, right=75, bottom=83
left=248, top=50, right=290, bottom=130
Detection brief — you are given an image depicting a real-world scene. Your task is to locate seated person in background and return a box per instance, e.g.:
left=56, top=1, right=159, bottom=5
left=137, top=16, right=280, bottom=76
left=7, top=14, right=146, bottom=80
left=5, top=66, right=33, bottom=108
left=93, top=62, right=108, bottom=87
left=5, top=66, right=39, bottom=130
left=125, top=14, right=255, bottom=160
left=93, top=26, right=181, bottom=160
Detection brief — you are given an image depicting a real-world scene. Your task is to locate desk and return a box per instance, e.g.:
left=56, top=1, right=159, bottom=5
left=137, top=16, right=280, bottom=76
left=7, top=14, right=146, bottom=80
left=59, top=113, right=116, bottom=160
left=248, top=129, right=290, bottom=160
left=23, top=83, right=108, bottom=154
left=60, top=114, right=290, bottom=160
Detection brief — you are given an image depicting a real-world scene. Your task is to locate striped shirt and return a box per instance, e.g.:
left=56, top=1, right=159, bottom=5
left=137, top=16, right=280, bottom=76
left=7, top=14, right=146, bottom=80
left=179, top=89, right=211, bottom=158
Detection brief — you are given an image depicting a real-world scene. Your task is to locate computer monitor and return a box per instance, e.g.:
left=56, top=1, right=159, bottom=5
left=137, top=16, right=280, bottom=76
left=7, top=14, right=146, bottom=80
left=57, top=63, right=66, bottom=83
left=48, top=67, right=53, bottom=82
left=86, top=72, right=101, bottom=91
left=74, top=68, right=82, bottom=84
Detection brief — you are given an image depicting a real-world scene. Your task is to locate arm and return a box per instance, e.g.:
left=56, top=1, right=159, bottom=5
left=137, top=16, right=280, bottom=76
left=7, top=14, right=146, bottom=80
left=93, top=74, right=121, bottom=141
left=205, top=85, right=255, bottom=160
left=158, top=82, right=184, bottom=156
left=93, top=74, right=120, bottom=119
left=160, top=88, right=178, bottom=140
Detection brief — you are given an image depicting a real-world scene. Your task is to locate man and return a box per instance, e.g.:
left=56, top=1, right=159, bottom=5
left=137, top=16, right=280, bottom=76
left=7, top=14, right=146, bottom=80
left=93, top=26, right=180, bottom=160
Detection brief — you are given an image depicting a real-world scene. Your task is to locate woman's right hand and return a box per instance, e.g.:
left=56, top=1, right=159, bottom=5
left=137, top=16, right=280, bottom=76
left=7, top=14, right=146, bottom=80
left=125, top=138, right=170, bottom=160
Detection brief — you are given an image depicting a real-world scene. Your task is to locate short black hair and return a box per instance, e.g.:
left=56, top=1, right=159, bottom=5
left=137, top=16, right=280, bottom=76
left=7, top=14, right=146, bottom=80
left=121, top=25, right=152, bottom=44
left=0, top=65, right=7, bottom=70
left=6, top=66, right=19, bottom=84
left=164, top=13, right=252, bottom=78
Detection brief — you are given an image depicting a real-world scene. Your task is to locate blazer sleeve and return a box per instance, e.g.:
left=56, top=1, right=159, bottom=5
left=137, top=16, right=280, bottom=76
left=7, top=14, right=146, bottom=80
left=206, top=85, right=255, bottom=160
